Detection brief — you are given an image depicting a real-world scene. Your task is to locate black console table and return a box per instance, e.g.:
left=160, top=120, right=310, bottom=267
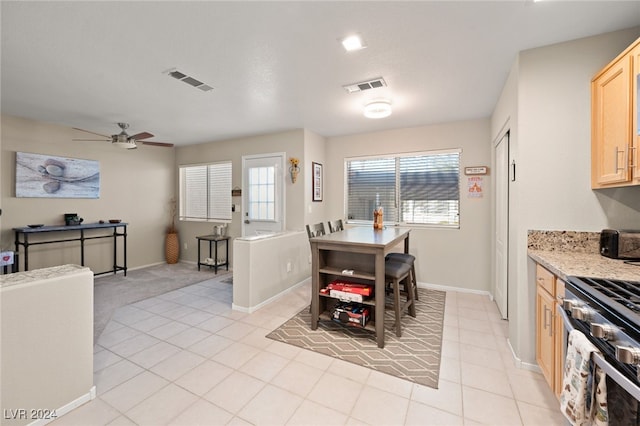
left=196, top=235, right=230, bottom=273
left=13, top=223, right=128, bottom=276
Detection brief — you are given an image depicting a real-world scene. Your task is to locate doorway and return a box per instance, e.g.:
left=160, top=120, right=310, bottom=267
left=241, top=153, right=285, bottom=237
left=494, top=131, right=510, bottom=320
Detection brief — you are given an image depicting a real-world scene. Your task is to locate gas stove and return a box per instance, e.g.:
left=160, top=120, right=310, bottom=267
left=564, top=275, right=640, bottom=400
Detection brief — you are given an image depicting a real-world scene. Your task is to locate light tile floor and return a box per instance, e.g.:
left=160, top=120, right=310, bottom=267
left=52, top=277, right=566, bottom=426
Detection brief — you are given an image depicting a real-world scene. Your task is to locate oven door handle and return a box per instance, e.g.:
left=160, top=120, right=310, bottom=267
left=557, top=305, right=640, bottom=401
left=558, top=305, right=575, bottom=332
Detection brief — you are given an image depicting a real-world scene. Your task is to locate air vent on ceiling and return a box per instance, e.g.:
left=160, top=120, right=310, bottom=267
left=166, top=68, right=214, bottom=92
left=343, top=77, right=387, bottom=93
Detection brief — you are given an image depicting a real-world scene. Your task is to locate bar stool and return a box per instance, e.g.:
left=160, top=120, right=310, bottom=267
left=306, top=223, right=326, bottom=238
left=385, top=260, right=415, bottom=337
left=328, top=219, right=344, bottom=233
left=386, top=252, right=419, bottom=301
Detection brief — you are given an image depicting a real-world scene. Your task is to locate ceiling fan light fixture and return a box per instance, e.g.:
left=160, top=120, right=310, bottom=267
left=112, top=139, right=137, bottom=149
left=363, top=100, right=392, bottom=119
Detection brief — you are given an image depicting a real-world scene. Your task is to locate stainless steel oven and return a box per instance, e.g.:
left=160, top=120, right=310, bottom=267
left=561, top=276, right=640, bottom=422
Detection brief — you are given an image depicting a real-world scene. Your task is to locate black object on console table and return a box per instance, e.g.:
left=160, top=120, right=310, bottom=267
left=13, top=222, right=128, bottom=276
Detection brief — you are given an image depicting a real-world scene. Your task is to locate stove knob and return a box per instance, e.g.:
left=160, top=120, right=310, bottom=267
left=571, top=306, right=592, bottom=321
left=563, top=299, right=581, bottom=311
left=616, top=346, right=640, bottom=365
left=590, top=323, right=616, bottom=340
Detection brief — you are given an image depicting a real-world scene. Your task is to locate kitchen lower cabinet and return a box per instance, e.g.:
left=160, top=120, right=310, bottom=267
left=535, top=264, right=565, bottom=399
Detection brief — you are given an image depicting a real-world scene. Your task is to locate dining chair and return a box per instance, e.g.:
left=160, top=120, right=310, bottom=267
left=327, top=219, right=344, bottom=233
left=385, top=252, right=419, bottom=301
left=384, top=259, right=416, bottom=337
left=306, top=222, right=326, bottom=239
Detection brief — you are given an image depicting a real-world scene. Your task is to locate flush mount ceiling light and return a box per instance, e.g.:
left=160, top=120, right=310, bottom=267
left=340, top=34, right=366, bottom=52
left=364, top=100, right=392, bottom=119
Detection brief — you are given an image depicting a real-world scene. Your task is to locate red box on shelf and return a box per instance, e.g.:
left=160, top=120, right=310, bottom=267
left=325, top=280, right=372, bottom=297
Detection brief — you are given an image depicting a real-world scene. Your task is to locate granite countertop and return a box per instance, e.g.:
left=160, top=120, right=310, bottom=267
left=0, top=264, right=90, bottom=289
left=527, top=230, right=640, bottom=282
left=528, top=249, right=640, bottom=282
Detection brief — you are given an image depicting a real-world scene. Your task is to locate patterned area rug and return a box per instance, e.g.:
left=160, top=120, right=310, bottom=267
left=266, top=288, right=445, bottom=389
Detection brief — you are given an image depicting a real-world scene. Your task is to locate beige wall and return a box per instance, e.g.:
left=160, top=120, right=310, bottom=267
left=491, top=27, right=640, bottom=366
left=233, top=231, right=310, bottom=311
left=303, top=129, right=327, bottom=227
left=325, top=119, right=492, bottom=292
left=175, top=129, right=308, bottom=266
left=1, top=266, right=94, bottom=425
left=1, top=115, right=175, bottom=272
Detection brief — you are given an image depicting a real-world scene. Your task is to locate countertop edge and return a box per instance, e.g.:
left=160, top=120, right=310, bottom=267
left=528, top=249, right=640, bottom=282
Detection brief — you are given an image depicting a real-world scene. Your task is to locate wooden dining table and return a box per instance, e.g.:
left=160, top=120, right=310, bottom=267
left=309, top=226, right=411, bottom=348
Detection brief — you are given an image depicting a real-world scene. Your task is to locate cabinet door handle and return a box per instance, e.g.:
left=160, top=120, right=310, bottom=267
left=630, top=146, right=637, bottom=170
left=544, top=305, right=552, bottom=335
left=615, top=146, right=626, bottom=172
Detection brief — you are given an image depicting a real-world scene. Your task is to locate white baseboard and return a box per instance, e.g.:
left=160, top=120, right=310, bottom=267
left=506, top=338, right=541, bottom=373
left=232, top=277, right=310, bottom=313
left=418, top=281, right=492, bottom=298
left=94, top=260, right=233, bottom=278
left=29, top=386, right=96, bottom=426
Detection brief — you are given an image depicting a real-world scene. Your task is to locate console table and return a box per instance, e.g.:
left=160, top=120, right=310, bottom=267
left=13, top=223, right=128, bottom=276
left=310, top=227, right=410, bottom=348
left=196, top=235, right=230, bottom=273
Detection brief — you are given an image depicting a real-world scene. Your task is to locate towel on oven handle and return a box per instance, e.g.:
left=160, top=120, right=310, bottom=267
left=560, top=330, right=608, bottom=426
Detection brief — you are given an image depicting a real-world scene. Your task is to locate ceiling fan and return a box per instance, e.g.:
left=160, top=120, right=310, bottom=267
left=73, top=123, right=174, bottom=149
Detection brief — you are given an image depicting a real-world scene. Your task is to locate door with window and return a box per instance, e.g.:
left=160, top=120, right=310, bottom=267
left=242, top=153, right=284, bottom=236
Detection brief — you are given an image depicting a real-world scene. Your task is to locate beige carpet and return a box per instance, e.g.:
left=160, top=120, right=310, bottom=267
left=266, top=288, right=445, bottom=389
left=94, top=262, right=230, bottom=341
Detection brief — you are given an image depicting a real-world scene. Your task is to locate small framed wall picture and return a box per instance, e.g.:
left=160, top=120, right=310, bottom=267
left=464, top=166, right=488, bottom=176
left=312, top=162, right=323, bottom=202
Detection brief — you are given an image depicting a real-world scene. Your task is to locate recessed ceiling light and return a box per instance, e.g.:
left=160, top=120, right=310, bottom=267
left=340, top=34, right=366, bottom=52
left=364, top=100, right=392, bottom=119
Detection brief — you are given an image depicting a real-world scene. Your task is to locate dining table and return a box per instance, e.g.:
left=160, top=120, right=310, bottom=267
left=309, top=226, right=411, bottom=348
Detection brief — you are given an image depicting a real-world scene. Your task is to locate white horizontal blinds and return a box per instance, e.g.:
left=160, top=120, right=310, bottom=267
left=248, top=166, right=275, bottom=220
left=179, top=161, right=232, bottom=221
left=346, top=158, right=397, bottom=221
left=345, top=150, right=460, bottom=227
left=399, top=152, right=460, bottom=226
left=182, top=165, right=208, bottom=220
left=208, top=162, right=232, bottom=221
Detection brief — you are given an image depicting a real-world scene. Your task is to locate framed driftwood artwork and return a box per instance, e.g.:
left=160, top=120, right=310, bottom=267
left=16, top=152, right=100, bottom=198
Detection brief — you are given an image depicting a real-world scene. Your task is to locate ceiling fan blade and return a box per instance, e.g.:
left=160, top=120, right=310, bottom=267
left=129, top=132, right=154, bottom=140
left=72, top=138, right=110, bottom=141
left=141, top=141, right=174, bottom=148
left=73, top=127, right=110, bottom=138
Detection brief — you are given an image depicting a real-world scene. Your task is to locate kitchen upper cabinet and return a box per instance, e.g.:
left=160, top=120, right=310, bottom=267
left=592, top=37, right=640, bottom=189
left=633, top=43, right=640, bottom=183
left=535, top=264, right=565, bottom=399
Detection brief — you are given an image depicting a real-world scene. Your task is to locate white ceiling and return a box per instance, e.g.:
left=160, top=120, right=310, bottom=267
left=2, top=1, right=639, bottom=147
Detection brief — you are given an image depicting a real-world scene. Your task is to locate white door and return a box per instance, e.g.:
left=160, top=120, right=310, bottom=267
left=242, top=153, right=285, bottom=236
left=495, top=131, right=510, bottom=319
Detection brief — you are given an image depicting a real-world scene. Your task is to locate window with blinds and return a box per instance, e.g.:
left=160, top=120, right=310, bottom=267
left=345, top=149, right=460, bottom=227
left=179, top=161, right=232, bottom=221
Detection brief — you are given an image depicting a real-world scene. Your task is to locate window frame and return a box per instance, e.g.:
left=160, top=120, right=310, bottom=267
left=179, top=160, right=232, bottom=223
left=344, top=148, right=461, bottom=229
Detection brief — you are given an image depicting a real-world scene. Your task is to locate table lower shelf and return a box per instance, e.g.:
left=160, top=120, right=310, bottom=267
left=319, top=292, right=375, bottom=306
left=318, top=311, right=377, bottom=332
